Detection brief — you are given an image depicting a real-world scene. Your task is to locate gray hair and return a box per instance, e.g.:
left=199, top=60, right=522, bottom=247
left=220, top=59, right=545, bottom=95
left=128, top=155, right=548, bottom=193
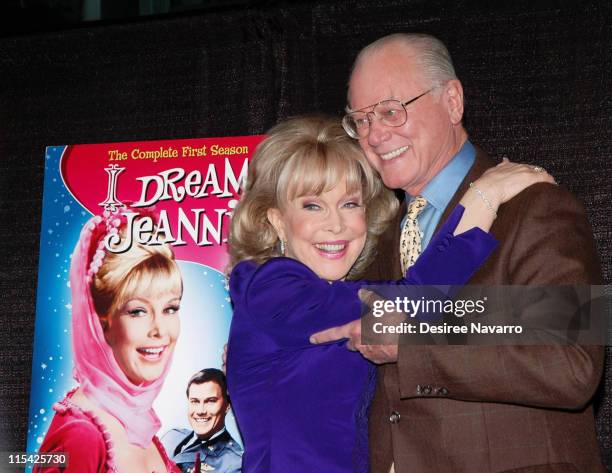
left=352, top=33, right=457, bottom=89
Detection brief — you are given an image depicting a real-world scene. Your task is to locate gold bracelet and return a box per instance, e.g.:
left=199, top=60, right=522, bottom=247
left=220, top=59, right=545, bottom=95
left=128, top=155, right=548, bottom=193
left=469, top=182, right=498, bottom=217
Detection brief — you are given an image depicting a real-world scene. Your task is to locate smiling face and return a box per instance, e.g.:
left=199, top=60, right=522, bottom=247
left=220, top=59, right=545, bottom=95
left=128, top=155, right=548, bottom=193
left=267, top=181, right=367, bottom=281
left=187, top=381, right=229, bottom=440
left=104, top=290, right=181, bottom=385
left=348, top=41, right=466, bottom=195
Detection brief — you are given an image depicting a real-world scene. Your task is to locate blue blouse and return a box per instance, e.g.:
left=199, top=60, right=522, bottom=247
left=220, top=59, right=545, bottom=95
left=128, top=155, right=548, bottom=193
left=226, top=205, right=497, bottom=473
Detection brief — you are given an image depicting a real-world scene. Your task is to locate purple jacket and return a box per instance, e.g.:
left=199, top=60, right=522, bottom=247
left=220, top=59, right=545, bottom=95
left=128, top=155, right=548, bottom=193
left=226, top=205, right=497, bottom=473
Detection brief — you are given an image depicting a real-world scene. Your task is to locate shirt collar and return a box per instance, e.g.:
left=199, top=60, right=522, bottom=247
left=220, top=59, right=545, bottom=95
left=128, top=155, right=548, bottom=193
left=412, top=140, right=476, bottom=211
left=181, top=431, right=199, bottom=452
left=202, top=427, right=227, bottom=444
left=182, top=427, right=228, bottom=452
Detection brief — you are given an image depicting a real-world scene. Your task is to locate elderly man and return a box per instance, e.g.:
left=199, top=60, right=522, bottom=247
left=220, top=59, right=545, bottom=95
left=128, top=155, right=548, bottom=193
left=162, top=368, right=243, bottom=473
left=312, top=33, right=604, bottom=473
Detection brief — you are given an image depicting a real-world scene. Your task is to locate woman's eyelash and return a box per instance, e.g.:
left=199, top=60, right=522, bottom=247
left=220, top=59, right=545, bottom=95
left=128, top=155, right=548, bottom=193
left=301, top=198, right=362, bottom=210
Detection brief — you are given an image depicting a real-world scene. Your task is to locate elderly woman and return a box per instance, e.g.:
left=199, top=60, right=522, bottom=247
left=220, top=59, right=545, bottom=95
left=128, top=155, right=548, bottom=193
left=226, top=115, right=554, bottom=472
left=36, top=211, right=182, bottom=473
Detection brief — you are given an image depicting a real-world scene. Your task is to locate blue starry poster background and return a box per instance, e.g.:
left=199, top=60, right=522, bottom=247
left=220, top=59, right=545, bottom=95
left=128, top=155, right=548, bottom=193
left=25, top=146, right=241, bottom=465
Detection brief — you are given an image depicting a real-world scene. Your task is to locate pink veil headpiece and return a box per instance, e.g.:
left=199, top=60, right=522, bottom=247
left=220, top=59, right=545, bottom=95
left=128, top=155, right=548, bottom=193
left=69, top=209, right=173, bottom=448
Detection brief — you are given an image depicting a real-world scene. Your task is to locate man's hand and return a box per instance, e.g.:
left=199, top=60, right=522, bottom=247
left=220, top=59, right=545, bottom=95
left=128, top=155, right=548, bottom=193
left=358, top=343, right=398, bottom=364
left=310, top=289, right=400, bottom=364
left=309, top=318, right=362, bottom=350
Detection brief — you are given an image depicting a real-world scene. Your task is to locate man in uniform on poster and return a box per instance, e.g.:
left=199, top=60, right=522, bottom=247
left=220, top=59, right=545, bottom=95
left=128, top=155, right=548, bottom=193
left=311, top=33, right=605, bottom=473
left=162, top=368, right=242, bottom=473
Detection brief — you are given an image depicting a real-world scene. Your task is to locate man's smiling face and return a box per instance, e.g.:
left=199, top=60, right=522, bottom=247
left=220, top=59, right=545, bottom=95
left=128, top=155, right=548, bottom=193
left=187, top=381, right=229, bottom=440
left=348, top=42, right=461, bottom=196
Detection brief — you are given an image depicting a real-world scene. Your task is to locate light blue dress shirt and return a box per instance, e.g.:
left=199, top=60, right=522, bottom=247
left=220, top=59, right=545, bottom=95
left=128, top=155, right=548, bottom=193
left=405, top=140, right=476, bottom=249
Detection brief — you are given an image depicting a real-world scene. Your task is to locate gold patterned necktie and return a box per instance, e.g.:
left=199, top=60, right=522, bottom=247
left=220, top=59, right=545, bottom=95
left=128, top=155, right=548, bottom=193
left=399, top=195, right=428, bottom=274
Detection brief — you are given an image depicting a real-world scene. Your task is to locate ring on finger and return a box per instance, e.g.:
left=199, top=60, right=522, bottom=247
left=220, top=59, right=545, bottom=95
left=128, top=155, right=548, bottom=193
left=532, top=166, right=545, bottom=173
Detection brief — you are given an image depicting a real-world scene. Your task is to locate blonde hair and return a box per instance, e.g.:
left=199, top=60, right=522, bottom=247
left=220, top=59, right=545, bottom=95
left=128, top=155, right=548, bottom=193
left=229, top=115, right=398, bottom=279
left=91, top=238, right=182, bottom=322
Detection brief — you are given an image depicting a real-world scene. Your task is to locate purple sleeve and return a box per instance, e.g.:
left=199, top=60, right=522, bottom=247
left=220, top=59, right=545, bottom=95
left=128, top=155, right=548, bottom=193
left=404, top=204, right=498, bottom=286
left=235, top=259, right=362, bottom=346
left=231, top=205, right=496, bottom=347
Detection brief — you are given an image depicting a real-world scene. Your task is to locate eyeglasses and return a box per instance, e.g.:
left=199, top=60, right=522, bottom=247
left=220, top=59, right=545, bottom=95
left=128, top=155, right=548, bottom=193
left=342, top=89, right=432, bottom=139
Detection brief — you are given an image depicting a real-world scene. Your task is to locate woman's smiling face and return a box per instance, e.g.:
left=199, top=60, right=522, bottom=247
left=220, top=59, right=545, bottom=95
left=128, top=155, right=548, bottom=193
left=267, top=180, right=367, bottom=281
left=104, top=289, right=181, bottom=385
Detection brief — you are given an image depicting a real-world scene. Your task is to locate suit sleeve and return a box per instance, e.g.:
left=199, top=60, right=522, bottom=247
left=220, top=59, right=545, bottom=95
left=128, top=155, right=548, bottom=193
left=396, top=183, right=604, bottom=409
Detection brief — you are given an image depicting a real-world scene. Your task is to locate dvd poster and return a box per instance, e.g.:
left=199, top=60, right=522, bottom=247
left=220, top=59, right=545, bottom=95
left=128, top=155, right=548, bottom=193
left=26, top=135, right=265, bottom=471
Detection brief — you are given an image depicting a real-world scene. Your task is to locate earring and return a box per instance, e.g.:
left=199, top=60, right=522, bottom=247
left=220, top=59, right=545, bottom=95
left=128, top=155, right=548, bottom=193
left=280, top=239, right=286, bottom=256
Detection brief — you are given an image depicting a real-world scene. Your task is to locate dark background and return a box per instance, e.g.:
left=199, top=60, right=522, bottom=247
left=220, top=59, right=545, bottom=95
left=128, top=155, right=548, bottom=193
left=1, top=0, right=610, bottom=469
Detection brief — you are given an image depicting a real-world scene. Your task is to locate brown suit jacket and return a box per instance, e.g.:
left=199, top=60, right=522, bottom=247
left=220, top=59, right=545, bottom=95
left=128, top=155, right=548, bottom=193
left=365, top=148, right=604, bottom=473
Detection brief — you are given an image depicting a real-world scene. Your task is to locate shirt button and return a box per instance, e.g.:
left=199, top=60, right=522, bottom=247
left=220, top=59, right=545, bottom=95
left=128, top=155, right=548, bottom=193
left=389, top=411, right=401, bottom=424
